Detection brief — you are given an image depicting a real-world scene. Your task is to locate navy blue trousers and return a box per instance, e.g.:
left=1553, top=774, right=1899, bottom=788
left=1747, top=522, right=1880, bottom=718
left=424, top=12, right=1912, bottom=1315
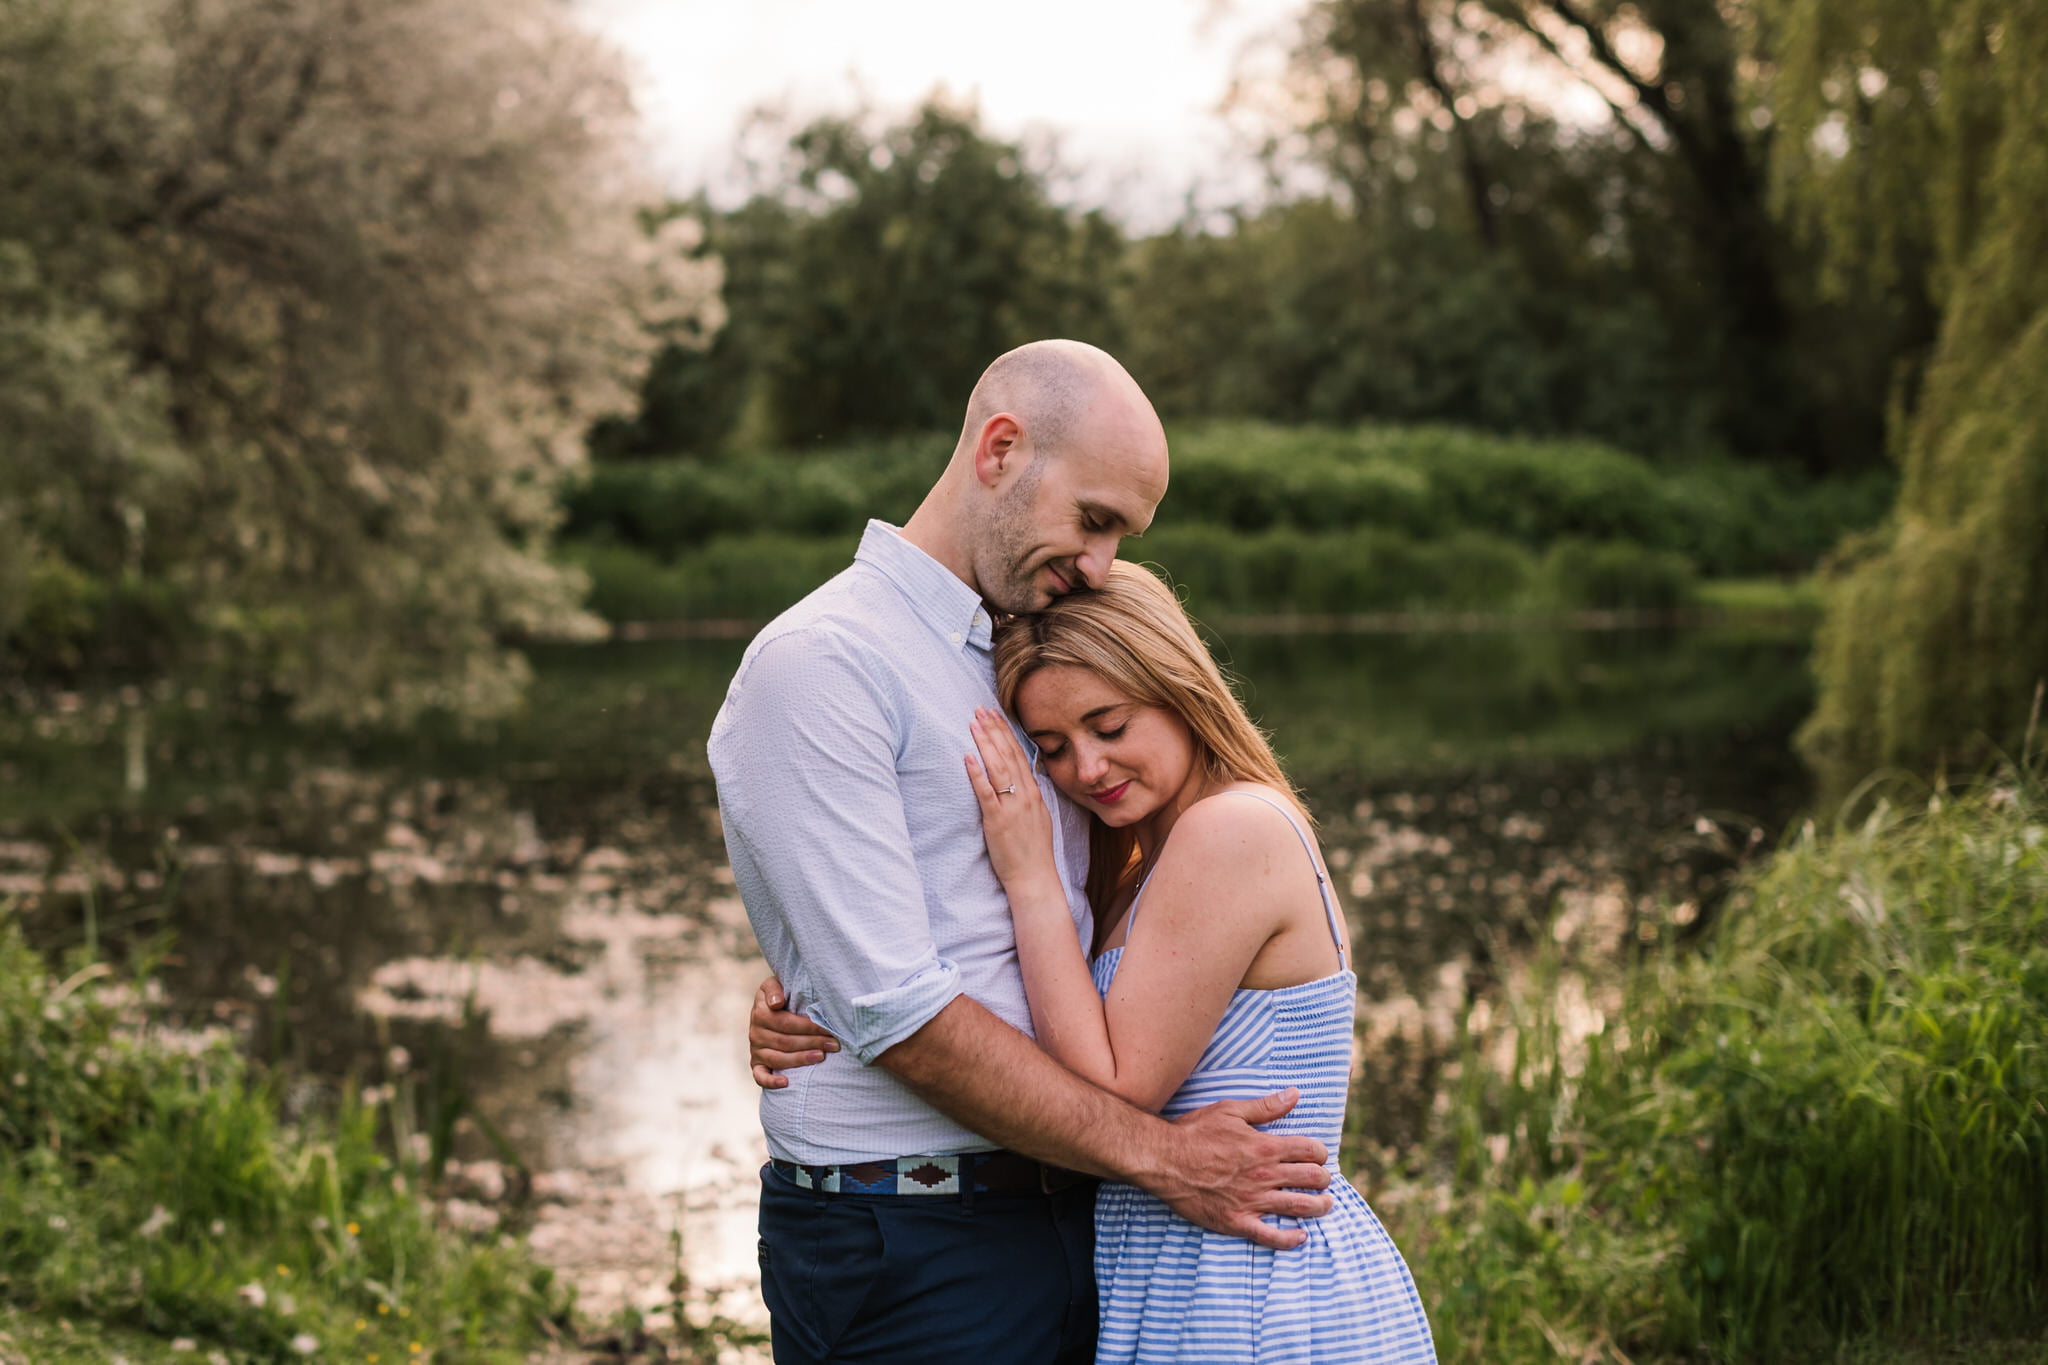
left=758, top=1163, right=1098, bottom=1364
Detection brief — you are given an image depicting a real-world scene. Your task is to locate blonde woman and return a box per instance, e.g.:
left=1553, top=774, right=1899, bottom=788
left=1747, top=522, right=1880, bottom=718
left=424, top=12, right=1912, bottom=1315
left=756, top=562, right=1436, bottom=1363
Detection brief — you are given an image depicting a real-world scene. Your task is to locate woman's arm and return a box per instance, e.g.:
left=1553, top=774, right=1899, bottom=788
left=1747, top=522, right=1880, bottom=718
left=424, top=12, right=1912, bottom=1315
left=746, top=975, right=838, bottom=1088
left=967, top=712, right=1294, bottom=1112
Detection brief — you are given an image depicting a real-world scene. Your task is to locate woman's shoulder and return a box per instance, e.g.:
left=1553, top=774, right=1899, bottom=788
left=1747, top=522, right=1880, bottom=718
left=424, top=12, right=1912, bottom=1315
left=1188, top=783, right=1311, bottom=827
left=1162, top=784, right=1315, bottom=867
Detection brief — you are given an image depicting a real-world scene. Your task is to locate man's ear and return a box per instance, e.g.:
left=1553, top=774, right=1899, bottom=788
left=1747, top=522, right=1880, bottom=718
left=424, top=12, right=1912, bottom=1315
left=972, top=414, right=1024, bottom=489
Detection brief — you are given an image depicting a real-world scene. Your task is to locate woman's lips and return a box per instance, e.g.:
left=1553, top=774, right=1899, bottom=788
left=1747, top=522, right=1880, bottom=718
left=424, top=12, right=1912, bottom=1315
left=1090, top=781, right=1131, bottom=805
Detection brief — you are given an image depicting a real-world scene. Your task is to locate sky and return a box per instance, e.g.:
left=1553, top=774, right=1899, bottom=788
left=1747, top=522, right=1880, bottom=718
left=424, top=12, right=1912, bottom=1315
left=577, top=0, right=1315, bottom=230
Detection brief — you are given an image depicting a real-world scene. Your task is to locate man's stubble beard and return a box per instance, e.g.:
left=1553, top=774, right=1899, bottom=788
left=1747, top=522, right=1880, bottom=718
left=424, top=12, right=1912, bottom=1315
left=975, top=458, right=1059, bottom=616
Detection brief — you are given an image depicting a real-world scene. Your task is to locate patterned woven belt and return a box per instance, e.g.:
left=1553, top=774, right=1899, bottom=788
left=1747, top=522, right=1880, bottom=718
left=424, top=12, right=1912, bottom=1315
left=770, top=1150, right=1091, bottom=1196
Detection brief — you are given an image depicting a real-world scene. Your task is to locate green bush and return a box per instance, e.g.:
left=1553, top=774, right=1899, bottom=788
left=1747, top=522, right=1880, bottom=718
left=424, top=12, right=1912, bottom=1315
left=566, top=421, right=1890, bottom=580
left=0, top=554, right=192, bottom=679
left=563, top=436, right=941, bottom=549
left=1136, top=526, right=1541, bottom=615
left=0, top=917, right=567, bottom=1361
left=1538, top=539, right=1699, bottom=612
left=1372, top=773, right=2048, bottom=1362
left=565, top=535, right=858, bottom=623
left=572, top=526, right=1700, bottom=623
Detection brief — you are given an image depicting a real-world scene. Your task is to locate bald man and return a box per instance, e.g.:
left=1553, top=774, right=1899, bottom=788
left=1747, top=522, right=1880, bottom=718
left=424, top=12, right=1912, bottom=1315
left=708, top=342, right=1332, bottom=1365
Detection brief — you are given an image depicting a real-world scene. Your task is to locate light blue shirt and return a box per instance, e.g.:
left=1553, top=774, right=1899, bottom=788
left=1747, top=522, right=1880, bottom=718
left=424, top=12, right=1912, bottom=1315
left=708, top=521, right=1093, bottom=1163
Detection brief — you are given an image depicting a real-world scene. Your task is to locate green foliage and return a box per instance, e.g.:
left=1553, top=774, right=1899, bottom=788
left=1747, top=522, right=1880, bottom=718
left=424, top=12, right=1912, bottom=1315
left=1119, top=200, right=1741, bottom=461
left=1789, top=0, right=2048, bottom=799
left=1375, top=774, right=2048, bottom=1361
left=0, top=0, right=714, bottom=722
left=573, top=525, right=1697, bottom=622
left=612, top=73, right=1906, bottom=466
left=607, top=100, right=1123, bottom=455
left=1244, top=0, right=1934, bottom=471
left=562, top=421, right=1891, bottom=600
left=560, top=415, right=1911, bottom=621
left=564, top=536, right=858, bottom=624
left=1160, top=424, right=1891, bottom=575
left=1537, top=540, right=1697, bottom=612
left=1134, top=525, right=1548, bottom=614
left=0, top=914, right=566, bottom=1360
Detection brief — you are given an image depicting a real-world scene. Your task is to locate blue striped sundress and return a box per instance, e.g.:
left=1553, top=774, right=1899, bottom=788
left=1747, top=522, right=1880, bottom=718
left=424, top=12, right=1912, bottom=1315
left=1088, top=789, right=1438, bottom=1364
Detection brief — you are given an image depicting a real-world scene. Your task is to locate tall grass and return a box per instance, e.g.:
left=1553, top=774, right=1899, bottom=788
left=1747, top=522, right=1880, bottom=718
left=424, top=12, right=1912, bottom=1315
left=0, top=917, right=568, bottom=1361
left=1369, top=770, right=2048, bottom=1362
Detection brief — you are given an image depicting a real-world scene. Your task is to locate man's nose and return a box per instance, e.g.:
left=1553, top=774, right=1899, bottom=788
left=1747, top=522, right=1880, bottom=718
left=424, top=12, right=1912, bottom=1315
left=1074, top=535, right=1118, bottom=590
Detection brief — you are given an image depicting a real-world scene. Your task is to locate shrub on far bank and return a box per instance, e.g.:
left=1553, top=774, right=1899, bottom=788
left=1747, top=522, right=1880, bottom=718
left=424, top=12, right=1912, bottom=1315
left=564, top=421, right=1893, bottom=580
left=564, top=535, right=858, bottom=623
left=1368, top=772, right=2048, bottom=1362
left=570, top=528, right=1701, bottom=624
left=1537, top=539, right=1697, bottom=612
left=1134, top=525, right=1543, bottom=615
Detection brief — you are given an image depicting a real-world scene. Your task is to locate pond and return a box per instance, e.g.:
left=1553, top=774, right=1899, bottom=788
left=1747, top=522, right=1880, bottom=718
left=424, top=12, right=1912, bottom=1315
left=0, top=620, right=1816, bottom=1332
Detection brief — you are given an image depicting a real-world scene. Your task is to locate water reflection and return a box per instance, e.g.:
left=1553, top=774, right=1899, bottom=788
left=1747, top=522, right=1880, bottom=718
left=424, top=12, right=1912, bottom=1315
left=0, top=622, right=1813, bottom=1326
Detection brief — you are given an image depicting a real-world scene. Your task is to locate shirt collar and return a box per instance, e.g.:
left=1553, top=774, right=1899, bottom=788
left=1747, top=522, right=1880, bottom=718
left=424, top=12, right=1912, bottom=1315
left=856, top=520, right=996, bottom=652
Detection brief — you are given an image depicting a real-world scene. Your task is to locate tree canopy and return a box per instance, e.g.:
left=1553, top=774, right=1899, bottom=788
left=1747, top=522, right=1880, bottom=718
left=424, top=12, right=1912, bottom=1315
left=0, top=0, right=715, bottom=722
left=605, top=100, right=1122, bottom=456
left=1185, top=0, right=1936, bottom=470
left=1787, top=0, right=2048, bottom=796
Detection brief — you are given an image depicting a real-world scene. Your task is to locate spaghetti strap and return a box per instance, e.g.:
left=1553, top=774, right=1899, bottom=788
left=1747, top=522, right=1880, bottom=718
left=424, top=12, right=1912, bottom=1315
left=1127, top=788, right=1347, bottom=970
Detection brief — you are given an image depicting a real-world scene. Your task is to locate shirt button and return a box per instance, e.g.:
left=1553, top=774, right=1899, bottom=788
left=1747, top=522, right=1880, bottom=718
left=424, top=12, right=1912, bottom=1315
left=949, top=632, right=963, bottom=645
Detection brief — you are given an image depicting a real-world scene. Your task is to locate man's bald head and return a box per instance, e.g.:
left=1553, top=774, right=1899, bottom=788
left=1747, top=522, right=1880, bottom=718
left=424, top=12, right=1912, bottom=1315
left=899, top=340, right=1166, bottom=613
left=918, top=339, right=1168, bottom=614
left=954, top=339, right=1160, bottom=470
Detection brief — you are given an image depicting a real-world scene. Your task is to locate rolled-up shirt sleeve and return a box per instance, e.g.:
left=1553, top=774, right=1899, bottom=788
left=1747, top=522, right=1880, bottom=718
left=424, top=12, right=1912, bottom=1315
left=710, top=627, right=963, bottom=1064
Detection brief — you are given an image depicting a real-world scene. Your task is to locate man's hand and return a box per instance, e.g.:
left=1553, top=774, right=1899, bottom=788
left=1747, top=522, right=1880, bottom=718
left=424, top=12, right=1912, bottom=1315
left=1145, top=1089, right=1335, bottom=1250
left=747, top=974, right=838, bottom=1089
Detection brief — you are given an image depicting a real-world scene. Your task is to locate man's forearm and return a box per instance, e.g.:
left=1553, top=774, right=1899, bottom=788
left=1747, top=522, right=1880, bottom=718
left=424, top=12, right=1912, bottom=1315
left=875, top=994, right=1167, bottom=1184
left=875, top=994, right=1334, bottom=1250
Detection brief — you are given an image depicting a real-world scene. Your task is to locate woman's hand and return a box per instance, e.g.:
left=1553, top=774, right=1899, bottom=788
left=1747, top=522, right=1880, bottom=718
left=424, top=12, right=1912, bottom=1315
left=965, top=707, right=1060, bottom=899
left=747, top=974, right=838, bottom=1089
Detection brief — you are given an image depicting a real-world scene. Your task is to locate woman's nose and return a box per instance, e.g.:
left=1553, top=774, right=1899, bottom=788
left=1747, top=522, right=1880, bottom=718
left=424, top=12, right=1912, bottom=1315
left=1075, top=746, right=1109, bottom=783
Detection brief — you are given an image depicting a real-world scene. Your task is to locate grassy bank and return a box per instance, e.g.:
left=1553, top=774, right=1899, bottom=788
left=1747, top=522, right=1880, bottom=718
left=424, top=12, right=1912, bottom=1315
left=560, top=421, right=1886, bottom=623
left=1364, top=771, right=2048, bottom=1362
left=0, top=918, right=567, bottom=1363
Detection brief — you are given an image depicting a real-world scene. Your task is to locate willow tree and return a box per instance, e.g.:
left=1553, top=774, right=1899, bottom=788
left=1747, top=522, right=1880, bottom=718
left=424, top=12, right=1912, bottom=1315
left=1783, top=0, right=2048, bottom=798
left=0, top=0, right=716, bottom=722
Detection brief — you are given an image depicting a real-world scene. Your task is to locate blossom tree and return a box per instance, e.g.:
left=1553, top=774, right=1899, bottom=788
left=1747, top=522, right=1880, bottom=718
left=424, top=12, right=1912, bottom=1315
left=0, top=0, right=718, bottom=721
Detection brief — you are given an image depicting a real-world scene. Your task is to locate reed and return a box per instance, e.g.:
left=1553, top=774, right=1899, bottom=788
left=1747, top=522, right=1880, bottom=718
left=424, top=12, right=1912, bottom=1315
left=1367, top=769, right=2048, bottom=1362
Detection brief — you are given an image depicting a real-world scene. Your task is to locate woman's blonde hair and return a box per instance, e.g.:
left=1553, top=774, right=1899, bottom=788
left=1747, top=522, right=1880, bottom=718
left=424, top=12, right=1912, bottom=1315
left=992, top=560, right=1306, bottom=919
